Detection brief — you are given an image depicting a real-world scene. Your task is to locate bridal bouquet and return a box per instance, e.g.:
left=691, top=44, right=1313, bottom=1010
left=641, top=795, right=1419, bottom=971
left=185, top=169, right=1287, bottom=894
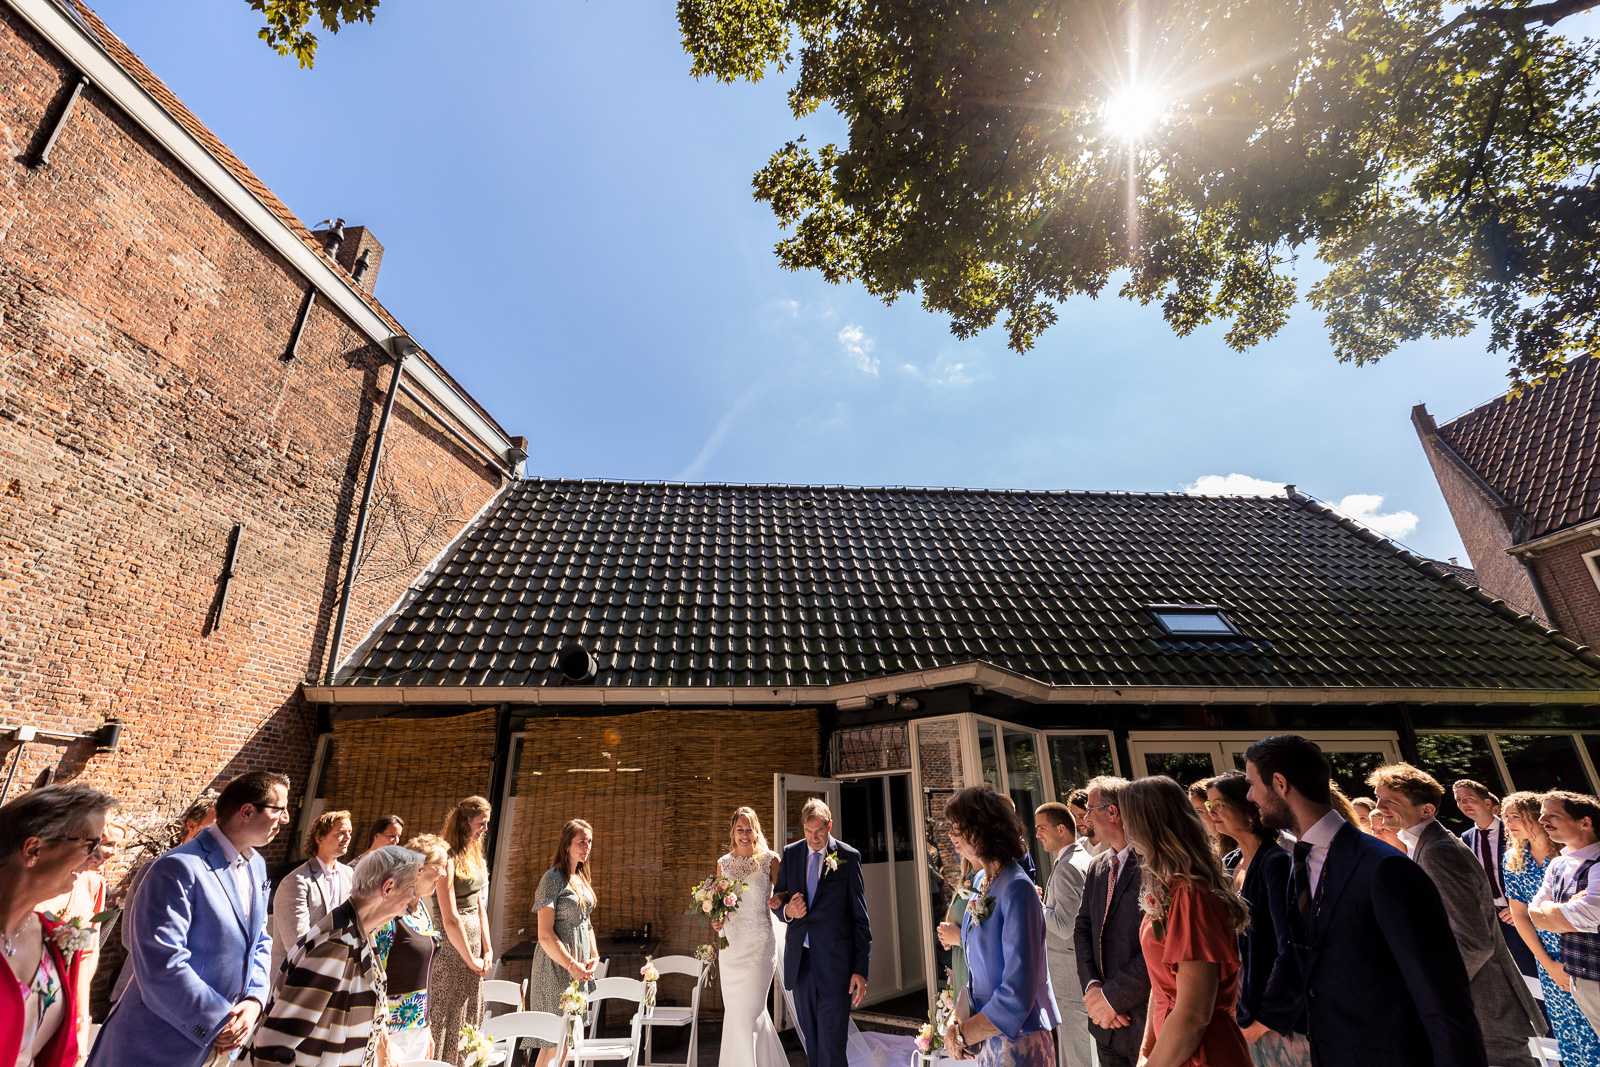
left=685, top=872, right=747, bottom=949
left=458, top=1023, right=493, bottom=1067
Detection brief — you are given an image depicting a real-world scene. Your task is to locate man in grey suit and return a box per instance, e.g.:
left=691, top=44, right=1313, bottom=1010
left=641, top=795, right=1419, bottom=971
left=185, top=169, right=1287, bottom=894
left=1372, top=763, right=1545, bottom=1067
left=269, top=808, right=355, bottom=985
left=1072, top=776, right=1150, bottom=1067
left=1036, top=802, right=1094, bottom=1067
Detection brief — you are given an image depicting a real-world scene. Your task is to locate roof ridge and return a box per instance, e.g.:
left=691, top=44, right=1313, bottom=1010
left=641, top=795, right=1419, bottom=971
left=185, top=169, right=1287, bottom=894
left=1284, top=487, right=1600, bottom=670
left=514, top=477, right=1292, bottom=500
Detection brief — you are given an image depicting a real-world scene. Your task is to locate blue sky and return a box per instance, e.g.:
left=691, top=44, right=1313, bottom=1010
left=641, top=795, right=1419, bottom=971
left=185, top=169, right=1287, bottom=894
left=88, top=0, right=1577, bottom=563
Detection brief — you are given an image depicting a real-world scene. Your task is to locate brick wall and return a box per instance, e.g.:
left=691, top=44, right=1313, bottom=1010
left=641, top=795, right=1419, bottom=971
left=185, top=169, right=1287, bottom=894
left=1529, top=534, right=1600, bottom=649
left=1412, top=407, right=1543, bottom=619
left=0, top=6, right=506, bottom=867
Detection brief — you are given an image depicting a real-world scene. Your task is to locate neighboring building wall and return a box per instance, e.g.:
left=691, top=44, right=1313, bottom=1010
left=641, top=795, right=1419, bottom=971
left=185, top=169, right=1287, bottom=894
left=1526, top=533, right=1600, bottom=649
left=1412, top=406, right=1543, bottom=619
left=0, top=8, right=504, bottom=851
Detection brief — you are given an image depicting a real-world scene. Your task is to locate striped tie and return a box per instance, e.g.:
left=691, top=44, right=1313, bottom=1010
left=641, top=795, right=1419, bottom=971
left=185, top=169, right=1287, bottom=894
left=1097, top=852, right=1118, bottom=970
left=1292, top=840, right=1313, bottom=923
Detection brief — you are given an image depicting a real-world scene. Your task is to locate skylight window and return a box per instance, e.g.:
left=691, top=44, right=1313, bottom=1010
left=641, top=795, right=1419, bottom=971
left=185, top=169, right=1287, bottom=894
left=1148, top=606, right=1240, bottom=637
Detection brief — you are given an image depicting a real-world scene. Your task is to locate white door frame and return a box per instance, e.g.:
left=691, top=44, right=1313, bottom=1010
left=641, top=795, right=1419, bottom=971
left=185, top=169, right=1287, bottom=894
left=832, top=770, right=916, bottom=1007
left=1127, top=730, right=1402, bottom=778
left=772, top=773, right=843, bottom=1031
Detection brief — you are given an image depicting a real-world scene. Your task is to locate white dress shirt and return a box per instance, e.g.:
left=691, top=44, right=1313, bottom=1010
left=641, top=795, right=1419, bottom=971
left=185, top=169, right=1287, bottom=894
left=1531, top=841, right=1600, bottom=933
left=207, top=824, right=255, bottom=924
left=1298, top=810, right=1346, bottom=895
left=1397, top=816, right=1439, bottom=858
left=310, top=856, right=348, bottom=912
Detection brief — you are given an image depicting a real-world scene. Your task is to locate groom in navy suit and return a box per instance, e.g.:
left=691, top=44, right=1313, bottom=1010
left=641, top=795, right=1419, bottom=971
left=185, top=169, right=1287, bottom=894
left=773, top=797, right=872, bottom=1067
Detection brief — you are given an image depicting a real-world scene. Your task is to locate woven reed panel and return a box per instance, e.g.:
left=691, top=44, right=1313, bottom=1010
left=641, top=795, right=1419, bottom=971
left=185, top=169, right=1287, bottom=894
left=500, top=708, right=819, bottom=1014
left=322, top=708, right=497, bottom=849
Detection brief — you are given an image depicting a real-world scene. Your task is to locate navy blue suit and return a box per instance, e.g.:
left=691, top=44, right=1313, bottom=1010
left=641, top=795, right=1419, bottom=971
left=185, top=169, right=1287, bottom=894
left=772, top=837, right=871, bottom=1067
left=1230, top=842, right=1306, bottom=1035
left=1290, top=821, right=1486, bottom=1067
left=1461, top=820, right=1540, bottom=977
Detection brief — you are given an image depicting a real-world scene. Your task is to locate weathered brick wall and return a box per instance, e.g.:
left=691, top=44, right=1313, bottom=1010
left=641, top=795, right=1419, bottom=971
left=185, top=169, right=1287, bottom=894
left=1530, top=534, right=1600, bottom=650
left=1412, top=410, right=1543, bottom=619
left=0, top=6, right=506, bottom=866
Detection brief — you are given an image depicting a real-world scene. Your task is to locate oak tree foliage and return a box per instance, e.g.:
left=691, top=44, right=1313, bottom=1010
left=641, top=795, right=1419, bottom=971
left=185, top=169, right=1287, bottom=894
left=678, top=0, right=1600, bottom=378
left=246, top=0, right=380, bottom=69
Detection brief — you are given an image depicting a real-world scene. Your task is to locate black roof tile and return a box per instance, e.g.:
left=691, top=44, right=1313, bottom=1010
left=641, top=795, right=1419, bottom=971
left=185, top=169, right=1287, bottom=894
left=341, top=480, right=1600, bottom=691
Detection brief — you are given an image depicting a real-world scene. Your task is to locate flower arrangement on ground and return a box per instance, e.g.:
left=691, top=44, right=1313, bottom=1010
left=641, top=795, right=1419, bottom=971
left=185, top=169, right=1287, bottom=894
left=685, top=872, right=748, bottom=949
left=458, top=1023, right=493, bottom=1067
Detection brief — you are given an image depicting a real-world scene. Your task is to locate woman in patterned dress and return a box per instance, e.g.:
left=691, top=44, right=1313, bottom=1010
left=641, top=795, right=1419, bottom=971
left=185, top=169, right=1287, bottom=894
left=373, top=834, right=448, bottom=1062
left=528, top=819, right=600, bottom=1067
left=1503, top=791, right=1600, bottom=1067
left=427, top=796, right=495, bottom=1066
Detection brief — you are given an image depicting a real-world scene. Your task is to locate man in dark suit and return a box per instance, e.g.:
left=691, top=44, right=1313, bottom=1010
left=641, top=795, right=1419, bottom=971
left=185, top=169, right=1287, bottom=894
left=1374, top=764, right=1542, bottom=1067
left=772, top=797, right=871, bottom=1067
left=1244, top=735, right=1487, bottom=1067
left=1071, top=776, right=1150, bottom=1067
left=1455, top=778, right=1540, bottom=977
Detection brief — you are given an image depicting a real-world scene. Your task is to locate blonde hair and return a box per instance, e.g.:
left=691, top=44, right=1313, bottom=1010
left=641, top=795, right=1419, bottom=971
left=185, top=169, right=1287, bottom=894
left=1503, top=791, right=1557, bottom=873
left=404, top=833, right=450, bottom=869
left=728, top=807, right=770, bottom=856
left=801, top=797, right=833, bottom=825
left=1119, top=776, right=1250, bottom=934
left=552, top=819, right=597, bottom=905
left=1329, top=783, right=1361, bottom=825
left=442, top=796, right=491, bottom=880
left=303, top=809, right=352, bottom=858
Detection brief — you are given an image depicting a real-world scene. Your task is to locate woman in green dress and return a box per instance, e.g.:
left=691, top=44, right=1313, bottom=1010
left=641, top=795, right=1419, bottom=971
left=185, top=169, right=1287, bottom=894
left=936, top=858, right=976, bottom=996
left=427, top=796, right=494, bottom=1066
left=529, top=819, right=600, bottom=1067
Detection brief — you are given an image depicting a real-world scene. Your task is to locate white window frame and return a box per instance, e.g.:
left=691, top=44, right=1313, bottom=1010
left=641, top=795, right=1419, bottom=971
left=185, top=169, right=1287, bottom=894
left=1583, top=547, right=1600, bottom=596
left=1415, top=728, right=1600, bottom=795
left=1126, top=730, right=1402, bottom=779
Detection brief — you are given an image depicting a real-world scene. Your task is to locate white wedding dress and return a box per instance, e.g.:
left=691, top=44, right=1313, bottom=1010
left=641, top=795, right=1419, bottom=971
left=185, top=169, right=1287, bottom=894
left=717, top=851, right=789, bottom=1067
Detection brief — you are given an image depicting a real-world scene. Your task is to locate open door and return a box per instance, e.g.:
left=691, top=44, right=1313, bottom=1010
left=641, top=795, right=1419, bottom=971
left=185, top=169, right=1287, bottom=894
left=772, top=773, right=841, bottom=1030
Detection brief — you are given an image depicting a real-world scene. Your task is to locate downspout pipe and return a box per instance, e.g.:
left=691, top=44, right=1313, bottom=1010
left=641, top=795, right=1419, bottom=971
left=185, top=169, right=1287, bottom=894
left=324, top=351, right=409, bottom=684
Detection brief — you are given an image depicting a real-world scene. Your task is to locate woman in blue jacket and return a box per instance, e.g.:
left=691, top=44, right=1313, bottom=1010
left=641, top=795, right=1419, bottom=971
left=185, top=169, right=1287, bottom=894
left=941, top=786, right=1060, bottom=1065
left=1206, top=773, right=1311, bottom=1067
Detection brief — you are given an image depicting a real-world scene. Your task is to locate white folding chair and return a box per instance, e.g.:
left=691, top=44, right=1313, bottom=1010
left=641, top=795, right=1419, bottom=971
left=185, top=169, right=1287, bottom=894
left=637, top=955, right=706, bottom=1067
left=484, top=978, right=527, bottom=1016
left=569, top=976, right=645, bottom=1067
left=485, top=1010, right=569, bottom=1066
left=1529, top=1034, right=1564, bottom=1067
left=401, top=1061, right=455, bottom=1067
left=583, top=959, right=611, bottom=1037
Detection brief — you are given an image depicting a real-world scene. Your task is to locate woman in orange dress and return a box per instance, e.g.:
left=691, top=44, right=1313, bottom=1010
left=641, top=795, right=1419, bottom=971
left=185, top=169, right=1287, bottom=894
left=1118, top=775, right=1253, bottom=1067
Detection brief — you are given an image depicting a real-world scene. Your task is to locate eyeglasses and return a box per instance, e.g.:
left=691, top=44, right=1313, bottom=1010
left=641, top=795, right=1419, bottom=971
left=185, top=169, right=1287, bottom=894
left=1203, top=801, right=1226, bottom=813
left=52, top=837, right=102, bottom=857
left=1085, top=803, right=1113, bottom=813
left=254, top=804, right=289, bottom=815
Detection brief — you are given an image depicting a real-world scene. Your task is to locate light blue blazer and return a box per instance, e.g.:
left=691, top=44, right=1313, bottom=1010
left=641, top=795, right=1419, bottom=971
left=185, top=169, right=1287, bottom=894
left=86, top=828, right=273, bottom=1067
left=962, top=862, right=1061, bottom=1038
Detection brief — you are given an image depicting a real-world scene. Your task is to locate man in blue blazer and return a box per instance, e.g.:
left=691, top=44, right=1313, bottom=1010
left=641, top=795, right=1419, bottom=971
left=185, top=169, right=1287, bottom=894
left=772, top=797, right=871, bottom=1067
left=88, top=771, right=291, bottom=1067
left=1244, top=735, right=1487, bottom=1067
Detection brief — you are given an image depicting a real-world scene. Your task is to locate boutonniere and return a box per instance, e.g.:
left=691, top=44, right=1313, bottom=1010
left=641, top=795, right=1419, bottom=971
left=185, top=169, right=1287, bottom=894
left=965, top=892, right=995, bottom=924
left=823, top=850, right=840, bottom=876
left=1140, top=888, right=1171, bottom=942
left=49, top=910, right=117, bottom=956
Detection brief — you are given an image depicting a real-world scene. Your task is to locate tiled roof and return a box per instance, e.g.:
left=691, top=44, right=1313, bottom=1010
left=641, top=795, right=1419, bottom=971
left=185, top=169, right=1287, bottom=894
left=1436, top=356, right=1600, bottom=541
left=67, top=2, right=507, bottom=440
left=1430, top=558, right=1478, bottom=585
left=342, top=480, right=1600, bottom=692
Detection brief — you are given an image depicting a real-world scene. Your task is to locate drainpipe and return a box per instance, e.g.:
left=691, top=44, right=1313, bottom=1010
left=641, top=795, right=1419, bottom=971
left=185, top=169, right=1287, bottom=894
left=324, top=348, right=410, bottom=684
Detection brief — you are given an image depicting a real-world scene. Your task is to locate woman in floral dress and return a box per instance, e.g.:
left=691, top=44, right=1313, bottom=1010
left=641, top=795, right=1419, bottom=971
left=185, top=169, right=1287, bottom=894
left=528, top=819, right=600, bottom=1067
left=1502, top=791, right=1600, bottom=1067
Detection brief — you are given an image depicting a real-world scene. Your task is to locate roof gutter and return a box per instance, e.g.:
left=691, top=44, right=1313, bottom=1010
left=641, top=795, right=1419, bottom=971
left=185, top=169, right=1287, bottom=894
left=6, top=0, right=518, bottom=468
left=301, top=661, right=1600, bottom=711
left=1509, top=517, right=1600, bottom=557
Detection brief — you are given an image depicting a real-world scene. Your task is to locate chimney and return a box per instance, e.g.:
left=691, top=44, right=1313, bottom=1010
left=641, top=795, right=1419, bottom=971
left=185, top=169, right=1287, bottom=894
left=309, top=222, right=385, bottom=294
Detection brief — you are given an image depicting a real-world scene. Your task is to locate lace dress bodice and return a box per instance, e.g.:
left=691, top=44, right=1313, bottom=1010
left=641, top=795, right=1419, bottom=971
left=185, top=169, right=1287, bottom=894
left=719, top=851, right=777, bottom=948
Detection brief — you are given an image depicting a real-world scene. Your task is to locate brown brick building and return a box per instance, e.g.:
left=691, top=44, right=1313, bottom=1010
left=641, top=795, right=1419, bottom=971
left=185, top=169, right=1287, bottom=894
left=1414, top=357, right=1600, bottom=649
left=0, top=0, right=521, bottom=853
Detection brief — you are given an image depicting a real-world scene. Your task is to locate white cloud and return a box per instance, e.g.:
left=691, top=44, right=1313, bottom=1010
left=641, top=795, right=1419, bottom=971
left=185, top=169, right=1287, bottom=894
left=1183, top=473, right=1287, bottom=496
left=1332, top=494, right=1419, bottom=540
left=677, top=383, right=764, bottom=480
left=902, top=351, right=986, bottom=388
left=769, top=299, right=799, bottom=318
left=838, top=325, right=879, bottom=375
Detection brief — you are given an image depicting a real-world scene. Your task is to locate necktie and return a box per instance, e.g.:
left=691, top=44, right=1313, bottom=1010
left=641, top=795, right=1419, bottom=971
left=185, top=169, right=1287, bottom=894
left=1478, top=831, right=1502, bottom=899
left=804, top=850, right=821, bottom=949
left=1291, top=840, right=1313, bottom=924
left=1097, top=853, right=1118, bottom=970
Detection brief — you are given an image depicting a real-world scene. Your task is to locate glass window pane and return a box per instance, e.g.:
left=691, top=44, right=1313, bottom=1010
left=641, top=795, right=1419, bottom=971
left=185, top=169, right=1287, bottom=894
left=916, top=720, right=965, bottom=992
left=1003, top=730, right=1046, bottom=878
left=1142, top=751, right=1216, bottom=786
left=1048, top=735, right=1116, bottom=799
left=1153, top=612, right=1234, bottom=634
left=1325, top=751, right=1391, bottom=817
left=888, top=775, right=913, bottom=862
left=1415, top=734, right=1506, bottom=833
left=977, top=722, right=1001, bottom=789
left=839, top=779, right=888, bottom=863
left=1583, top=737, right=1600, bottom=786
left=1500, top=735, right=1591, bottom=794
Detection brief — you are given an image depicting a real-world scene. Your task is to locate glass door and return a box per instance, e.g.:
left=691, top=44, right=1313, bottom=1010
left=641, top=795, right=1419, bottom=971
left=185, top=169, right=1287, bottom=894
left=771, top=773, right=842, bottom=1031
left=836, top=773, right=924, bottom=1017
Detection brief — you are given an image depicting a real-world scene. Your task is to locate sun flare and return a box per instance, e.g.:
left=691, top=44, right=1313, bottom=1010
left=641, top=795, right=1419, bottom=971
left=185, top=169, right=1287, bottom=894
left=1104, top=85, right=1165, bottom=141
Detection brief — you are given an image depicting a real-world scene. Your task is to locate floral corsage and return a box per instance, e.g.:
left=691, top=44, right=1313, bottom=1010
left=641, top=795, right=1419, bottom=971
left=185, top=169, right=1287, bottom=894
left=1140, top=886, right=1172, bottom=942
left=50, top=910, right=117, bottom=956
left=965, top=891, right=995, bottom=925
left=823, top=850, right=840, bottom=876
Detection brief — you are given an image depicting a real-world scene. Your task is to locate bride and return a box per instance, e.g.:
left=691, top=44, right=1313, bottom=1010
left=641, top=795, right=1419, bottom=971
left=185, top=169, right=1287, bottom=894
left=711, top=806, right=789, bottom=1067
